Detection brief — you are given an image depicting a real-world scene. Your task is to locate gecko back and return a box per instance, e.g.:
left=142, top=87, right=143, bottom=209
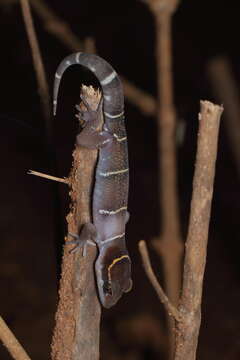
left=54, top=53, right=132, bottom=308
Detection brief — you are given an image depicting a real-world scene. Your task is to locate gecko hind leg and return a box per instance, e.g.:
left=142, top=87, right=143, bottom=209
left=68, top=223, right=97, bottom=256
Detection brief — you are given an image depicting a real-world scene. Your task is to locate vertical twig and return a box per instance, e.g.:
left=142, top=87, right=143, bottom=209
left=174, top=101, right=223, bottom=360
left=0, top=316, right=32, bottom=360
left=146, top=0, right=182, bottom=354
left=207, top=56, right=240, bottom=176
left=20, top=0, right=51, bottom=135
left=51, top=86, right=101, bottom=360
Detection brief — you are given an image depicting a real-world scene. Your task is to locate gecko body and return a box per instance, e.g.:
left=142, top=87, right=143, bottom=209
left=54, top=53, right=132, bottom=308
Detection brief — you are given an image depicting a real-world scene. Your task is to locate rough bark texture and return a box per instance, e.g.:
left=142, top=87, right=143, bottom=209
left=174, top=101, right=223, bottom=360
left=51, top=86, right=101, bottom=360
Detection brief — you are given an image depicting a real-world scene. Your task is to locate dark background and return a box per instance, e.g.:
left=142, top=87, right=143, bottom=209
left=0, top=0, right=240, bottom=359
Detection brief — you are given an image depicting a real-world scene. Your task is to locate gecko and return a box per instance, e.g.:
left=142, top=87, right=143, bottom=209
left=53, top=52, right=132, bottom=308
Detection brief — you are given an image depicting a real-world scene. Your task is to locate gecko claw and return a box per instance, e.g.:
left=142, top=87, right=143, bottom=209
left=67, top=232, right=96, bottom=256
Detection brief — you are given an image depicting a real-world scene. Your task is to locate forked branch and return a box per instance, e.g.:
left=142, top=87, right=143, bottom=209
left=140, top=101, right=223, bottom=360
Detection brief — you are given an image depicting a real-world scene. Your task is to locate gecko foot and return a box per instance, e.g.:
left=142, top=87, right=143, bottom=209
left=67, top=223, right=97, bottom=256
left=68, top=233, right=96, bottom=256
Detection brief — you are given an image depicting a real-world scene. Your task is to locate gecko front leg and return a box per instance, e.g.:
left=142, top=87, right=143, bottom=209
left=68, top=223, right=97, bottom=256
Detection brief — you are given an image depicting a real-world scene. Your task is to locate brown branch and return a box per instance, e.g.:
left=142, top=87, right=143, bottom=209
left=121, top=76, right=157, bottom=116
left=174, top=101, right=223, bottom=360
left=146, top=0, right=182, bottom=355
left=28, top=170, right=69, bottom=184
left=139, top=240, right=181, bottom=322
left=147, top=0, right=180, bottom=14
left=207, top=56, right=240, bottom=176
left=0, top=315, right=31, bottom=360
left=51, top=86, right=101, bottom=360
left=83, top=37, right=96, bottom=54
left=150, top=0, right=183, bottom=304
left=20, top=0, right=51, bottom=133
left=29, top=0, right=83, bottom=51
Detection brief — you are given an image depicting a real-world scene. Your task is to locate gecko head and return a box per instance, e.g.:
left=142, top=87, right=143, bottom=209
left=95, top=246, right=132, bottom=308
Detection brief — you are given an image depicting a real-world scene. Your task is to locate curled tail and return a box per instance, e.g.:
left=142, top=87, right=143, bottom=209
left=53, top=52, right=124, bottom=116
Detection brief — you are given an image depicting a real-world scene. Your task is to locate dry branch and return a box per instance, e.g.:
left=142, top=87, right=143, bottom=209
left=51, top=86, right=101, bottom=360
left=150, top=0, right=183, bottom=307
left=28, top=170, right=69, bottom=184
left=174, top=101, right=223, bottom=360
left=146, top=0, right=182, bottom=355
left=139, top=240, right=181, bottom=322
left=207, top=56, right=240, bottom=176
left=29, top=0, right=83, bottom=51
left=0, top=316, right=31, bottom=360
left=20, top=0, right=51, bottom=131
left=121, top=76, right=157, bottom=116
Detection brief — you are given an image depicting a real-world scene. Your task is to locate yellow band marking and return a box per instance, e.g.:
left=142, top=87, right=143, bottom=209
left=108, top=255, right=130, bottom=283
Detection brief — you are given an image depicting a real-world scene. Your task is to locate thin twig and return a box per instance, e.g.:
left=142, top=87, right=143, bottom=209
left=149, top=0, right=183, bottom=306
left=207, top=56, right=240, bottom=177
left=174, top=101, right=223, bottom=360
left=20, top=0, right=51, bottom=134
left=29, top=0, right=83, bottom=52
left=0, top=315, right=31, bottom=360
left=139, top=240, right=181, bottom=322
left=51, top=86, right=101, bottom=360
left=83, top=37, right=96, bottom=54
left=146, top=0, right=182, bottom=355
left=28, top=170, right=69, bottom=184
left=121, top=76, right=157, bottom=116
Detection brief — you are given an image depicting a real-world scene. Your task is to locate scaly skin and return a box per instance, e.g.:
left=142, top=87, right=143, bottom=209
left=54, top=52, right=132, bottom=308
